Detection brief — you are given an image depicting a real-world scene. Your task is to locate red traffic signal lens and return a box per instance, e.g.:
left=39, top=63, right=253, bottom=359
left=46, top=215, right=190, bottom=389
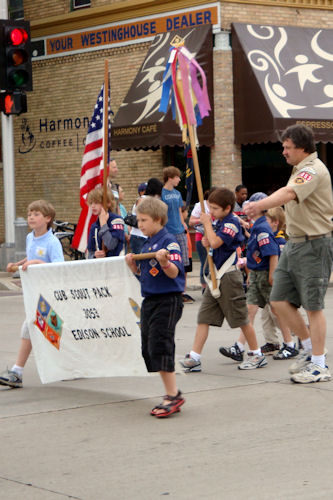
left=9, top=28, right=28, bottom=46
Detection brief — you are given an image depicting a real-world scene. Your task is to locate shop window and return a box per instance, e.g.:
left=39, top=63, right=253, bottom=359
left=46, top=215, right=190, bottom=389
left=242, top=142, right=333, bottom=195
left=71, top=0, right=91, bottom=10
left=162, top=145, right=211, bottom=208
left=242, top=143, right=292, bottom=196
left=8, top=0, right=24, bottom=20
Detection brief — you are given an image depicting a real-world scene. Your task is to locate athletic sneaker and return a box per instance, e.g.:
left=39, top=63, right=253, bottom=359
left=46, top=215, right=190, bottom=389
left=219, top=343, right=244, bottom=362
left=290, top=363, right=331, bottom=384
left=273, top=343, right=299, bottom=360
left=238, top=353, right=267, bottom=370
left=260, top=342, right=280, bottom=355
left=288, top=351, right=312, bottom=374
left=0, top=369, right=23, bottom=388
left=179, top=354, right=201, bottom=372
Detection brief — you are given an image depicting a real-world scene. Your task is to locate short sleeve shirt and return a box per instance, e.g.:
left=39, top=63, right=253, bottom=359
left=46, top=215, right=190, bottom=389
left=247, top=216, right=279, bottom=271
left=285, top=152, right=333, bottom=237
left=26, top=229, right=64, bottom=263
left=139, top=227, right=185, bottom=297
left=161, top=187, right=184, bottom=234
left=213, top=213, right=244, bottom=269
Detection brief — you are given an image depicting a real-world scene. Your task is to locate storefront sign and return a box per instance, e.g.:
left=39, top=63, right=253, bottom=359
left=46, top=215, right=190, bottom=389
left=33, top=3, right=219, bottom=59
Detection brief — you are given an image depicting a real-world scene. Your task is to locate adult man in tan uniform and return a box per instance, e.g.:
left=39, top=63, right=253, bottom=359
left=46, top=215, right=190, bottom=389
left=245, top=124, right=333, bottom=383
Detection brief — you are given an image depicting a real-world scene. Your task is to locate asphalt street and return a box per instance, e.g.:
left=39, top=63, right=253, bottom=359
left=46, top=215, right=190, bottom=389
left=1, top=264, right=333, bottom=499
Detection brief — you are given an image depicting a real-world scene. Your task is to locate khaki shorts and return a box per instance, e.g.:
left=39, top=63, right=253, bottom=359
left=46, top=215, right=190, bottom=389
left=246, top=270, right=272, bottom=308
left=198, top=270, right=249, bottom=328
left=270, top=237, right=333, bottom=311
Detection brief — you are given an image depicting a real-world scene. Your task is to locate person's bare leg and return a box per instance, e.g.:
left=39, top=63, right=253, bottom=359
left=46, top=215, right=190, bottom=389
left=160, top=371, right=178, bottom=397
left=236, top=304, right=259, bottom=346
left=15, top=338, right=32, bottom=367
left=247, top=303, right=259, bottom=326
left=192, top=324, right=209, bottom=354
left=307, top=310, right=326, bottom=356
left=270, top=304, right=293, bottom=343
left=240, top=323, right=259, bottom=351
left=271, top=301, right=310, bottom=340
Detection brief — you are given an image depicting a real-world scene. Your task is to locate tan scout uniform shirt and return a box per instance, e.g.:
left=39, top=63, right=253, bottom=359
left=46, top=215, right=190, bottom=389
left=285, top=152, right=333, bottom=237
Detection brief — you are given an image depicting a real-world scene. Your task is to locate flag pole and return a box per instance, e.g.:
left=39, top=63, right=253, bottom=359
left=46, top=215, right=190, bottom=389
left=174, top=61, right=217, bottom=291
left=102, top=59, right=109, bottom=210
left=183, top=114, right=217, bottom=291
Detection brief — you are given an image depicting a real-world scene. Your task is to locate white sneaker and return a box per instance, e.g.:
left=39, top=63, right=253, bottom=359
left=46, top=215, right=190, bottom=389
left=290, top=363, right=331, bottom=384
left=238, top=353, right=267, bottom=370
left=179, top=354, right=201, bottom=372
left=288, top=351, right=312, bottom=374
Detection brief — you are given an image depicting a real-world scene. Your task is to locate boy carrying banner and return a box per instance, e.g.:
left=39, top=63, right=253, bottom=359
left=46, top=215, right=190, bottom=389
left=180, top=188, right=267, bottom=372
left=0, top=200, right=64, bottom=388
left=125, top=197, right=186, bottom=418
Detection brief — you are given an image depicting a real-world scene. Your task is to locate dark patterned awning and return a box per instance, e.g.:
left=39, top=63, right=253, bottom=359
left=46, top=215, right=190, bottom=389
left=232, top=23, right=333, bottom=144
left=111, top=24, right=214, bottom=150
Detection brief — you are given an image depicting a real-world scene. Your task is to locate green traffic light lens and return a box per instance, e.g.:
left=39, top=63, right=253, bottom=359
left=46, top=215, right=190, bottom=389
left=9, top=70, right=29, bottom=87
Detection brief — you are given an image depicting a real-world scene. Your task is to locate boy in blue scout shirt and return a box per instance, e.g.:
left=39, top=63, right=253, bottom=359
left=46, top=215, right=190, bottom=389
left=180, top=188, right=267, bottom=372
left=0, top=200, right=64, bottom=388
left=87, top=187, right=124, bottom=258
left=125, top=196, right=186, bottom=418
left=220, top=193, right=288, bottom=367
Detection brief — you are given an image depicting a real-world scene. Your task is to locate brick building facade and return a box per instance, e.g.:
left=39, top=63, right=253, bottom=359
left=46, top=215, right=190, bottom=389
left=0, top=0, right=332, bottom=243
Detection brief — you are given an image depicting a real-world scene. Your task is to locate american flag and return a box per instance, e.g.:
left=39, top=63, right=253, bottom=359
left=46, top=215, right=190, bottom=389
left=72, top=84, right=110, bottom=252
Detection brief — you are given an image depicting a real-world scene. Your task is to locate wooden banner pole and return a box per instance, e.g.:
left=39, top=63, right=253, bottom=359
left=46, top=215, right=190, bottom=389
left=102, top=59, right=109, bottom=211
left=186, top=123, right=217, bottom=291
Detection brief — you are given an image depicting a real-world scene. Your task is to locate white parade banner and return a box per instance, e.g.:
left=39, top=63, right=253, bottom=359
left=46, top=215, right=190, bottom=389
left=20, top=257, right=148, bottom=383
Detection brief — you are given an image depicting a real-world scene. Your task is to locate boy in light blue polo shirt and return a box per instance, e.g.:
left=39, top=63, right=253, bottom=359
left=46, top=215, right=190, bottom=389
left=0, top=200, right=64, bottom=388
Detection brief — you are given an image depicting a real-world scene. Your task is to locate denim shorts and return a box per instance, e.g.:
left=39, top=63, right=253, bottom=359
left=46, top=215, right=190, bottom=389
left=270, top=237, right=333, bottom=311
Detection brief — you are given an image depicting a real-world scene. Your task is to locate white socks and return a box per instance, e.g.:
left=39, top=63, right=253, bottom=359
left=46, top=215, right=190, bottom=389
left=11, top=364, right=23, bottom=376
left=190, top=350, right=201, bottom=362
left=236, top=342, right=245, bottom=352
left=301, top=337, right=312, bottom=352
left=311, top=355, right=326, bottom=369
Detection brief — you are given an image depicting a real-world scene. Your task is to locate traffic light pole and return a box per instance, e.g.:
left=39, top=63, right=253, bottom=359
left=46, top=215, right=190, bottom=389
left=0, top=0, right=16, bottom=244
left=1, top=114, right=16, bottom=243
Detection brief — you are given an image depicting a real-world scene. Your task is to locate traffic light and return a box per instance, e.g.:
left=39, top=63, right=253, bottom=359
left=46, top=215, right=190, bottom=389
left=0, top=20, right=32, bottom=91
left=0, top=91, right=27, bottom=115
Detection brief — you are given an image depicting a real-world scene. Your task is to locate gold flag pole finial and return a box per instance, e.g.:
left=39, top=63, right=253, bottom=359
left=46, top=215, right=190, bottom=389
left=170, top=35, right=185, bottom=48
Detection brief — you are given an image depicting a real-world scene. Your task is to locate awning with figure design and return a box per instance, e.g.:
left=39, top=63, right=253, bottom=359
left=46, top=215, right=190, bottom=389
left=111, top=24, right=214, bottom=150
left=232, top=23, right=333, bottom=144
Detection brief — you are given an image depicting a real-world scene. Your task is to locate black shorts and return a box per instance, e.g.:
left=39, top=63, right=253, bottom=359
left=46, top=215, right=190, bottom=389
left=141, top=293, right=183, bottom=372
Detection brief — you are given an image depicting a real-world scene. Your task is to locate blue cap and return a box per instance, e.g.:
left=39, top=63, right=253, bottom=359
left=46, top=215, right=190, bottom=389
left=248, top=192, right=267, bottom=203
left=138, top=182, right=147, bottom=194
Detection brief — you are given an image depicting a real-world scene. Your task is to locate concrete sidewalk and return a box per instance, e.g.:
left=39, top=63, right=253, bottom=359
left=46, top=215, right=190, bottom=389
left=1, top=264, right=333, bottom=499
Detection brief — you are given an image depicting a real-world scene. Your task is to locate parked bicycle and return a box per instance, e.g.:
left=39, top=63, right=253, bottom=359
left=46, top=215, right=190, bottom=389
left=53, top=221, right=86, bottom=260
